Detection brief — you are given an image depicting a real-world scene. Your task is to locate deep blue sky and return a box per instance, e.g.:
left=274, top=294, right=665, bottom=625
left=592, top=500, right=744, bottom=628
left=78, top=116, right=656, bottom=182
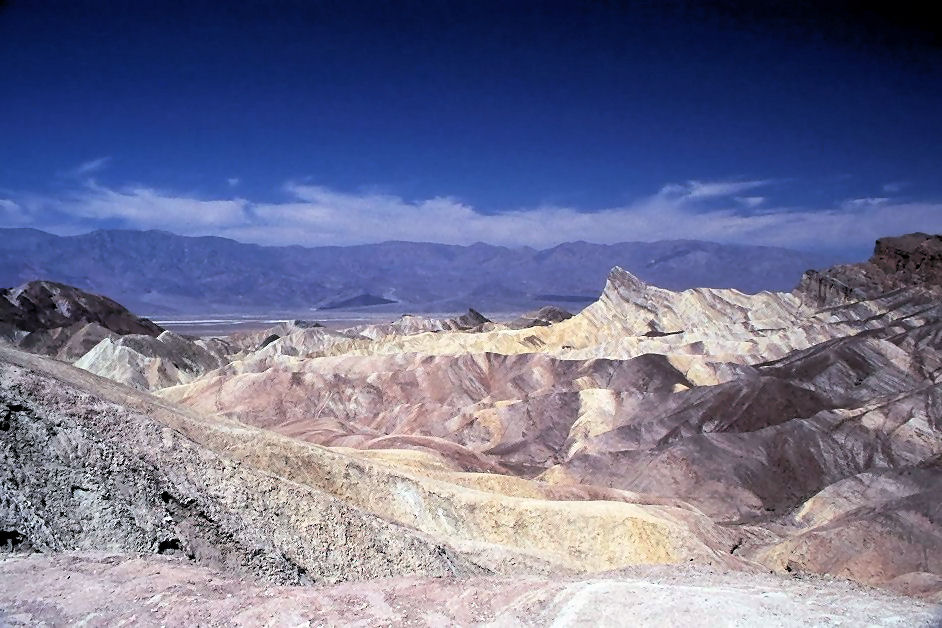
left=1, top=1, right=940, bottom=256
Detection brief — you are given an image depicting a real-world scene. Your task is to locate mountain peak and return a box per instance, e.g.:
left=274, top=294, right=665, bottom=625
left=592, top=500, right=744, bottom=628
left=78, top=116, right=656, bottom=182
left=605, top=265, right=649, bottom=291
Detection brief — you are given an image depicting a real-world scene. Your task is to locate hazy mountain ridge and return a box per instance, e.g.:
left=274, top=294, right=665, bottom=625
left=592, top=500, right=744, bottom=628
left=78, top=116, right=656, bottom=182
left=0, top=228, right=840, bottom=314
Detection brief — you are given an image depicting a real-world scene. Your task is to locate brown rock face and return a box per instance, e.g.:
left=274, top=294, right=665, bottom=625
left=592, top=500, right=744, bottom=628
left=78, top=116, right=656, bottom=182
left=16, top=322, right=113, bottom=362
left=872, top=232, right=942, bottom=284
left=794, top=232, right=942, bottom=308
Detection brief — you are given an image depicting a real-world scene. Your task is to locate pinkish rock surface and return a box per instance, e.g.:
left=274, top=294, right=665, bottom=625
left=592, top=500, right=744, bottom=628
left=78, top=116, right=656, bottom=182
left=0, top=553, right=938, bottom=627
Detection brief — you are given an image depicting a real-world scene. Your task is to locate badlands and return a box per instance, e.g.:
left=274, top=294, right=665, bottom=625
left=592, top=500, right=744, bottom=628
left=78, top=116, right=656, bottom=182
left=2, top=233, right=941, bottom=625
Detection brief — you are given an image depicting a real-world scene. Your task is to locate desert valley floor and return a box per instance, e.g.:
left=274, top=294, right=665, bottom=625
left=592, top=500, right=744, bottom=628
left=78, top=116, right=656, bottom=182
left=2, top=234, right=942, bottom=626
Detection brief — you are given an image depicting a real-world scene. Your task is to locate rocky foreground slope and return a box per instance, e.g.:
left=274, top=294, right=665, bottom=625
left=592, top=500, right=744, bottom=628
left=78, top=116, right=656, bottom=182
left=2, top=233, right=941, bottom=623
left=0, top=347, right=478, bottom=584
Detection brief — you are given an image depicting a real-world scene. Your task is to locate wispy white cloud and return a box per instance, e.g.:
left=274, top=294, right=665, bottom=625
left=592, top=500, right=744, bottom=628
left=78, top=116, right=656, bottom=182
left=0, top=198, right=30, bottom=225
left=70, top=156, right=112, bottom=177
left=841, top=197, right=890, bottom=210
left=36, top=181, right=251, bottom=231
left=3, top=177, right=941, bottom=252
left=883, top=181, right=907, bottom=193
left=656, top=179, right=771, bottom=201
left=735, top=196, right=765, bottom=208
left=227, top=177, right=240, bottom=187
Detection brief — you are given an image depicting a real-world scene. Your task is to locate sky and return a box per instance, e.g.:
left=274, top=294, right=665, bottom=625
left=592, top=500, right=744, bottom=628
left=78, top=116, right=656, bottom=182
left=1, top=0, right=940, bottom=258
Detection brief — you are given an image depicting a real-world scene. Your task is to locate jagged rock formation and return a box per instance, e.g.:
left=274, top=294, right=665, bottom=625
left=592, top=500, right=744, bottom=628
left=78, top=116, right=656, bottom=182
left=505, top=305, right=574, bottom=329
left=450, top=307, right=491, bottom=329
left=0, top=280, right=239, bottom=389
left=245, top=325, right=360, bottom=361
left=0, top=281, right=163, bottom=361
left=349, top=308, right=493, bottom=341
left=226, top=319, right=323, bottom=353
left=285, top=263, right=941, bottom=389
left=795, top=232, right=942, bottom=308
left=229, top=266, right=886, bottom=386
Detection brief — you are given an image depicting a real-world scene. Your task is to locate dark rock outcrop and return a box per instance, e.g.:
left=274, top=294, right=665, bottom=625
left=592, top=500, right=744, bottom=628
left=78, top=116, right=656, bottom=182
left=0, top=280, right=163, bottom=361
left=0, top=280, right=162, bottom=336
left=452, top=308, right=491, bottom=330
left=506, top=306, right=573, bottom=329
left=872, top=232, right=942, bottom=284
left=346, top=309, right=493, bottom=341
left=795, top=233, right=942, bottom=308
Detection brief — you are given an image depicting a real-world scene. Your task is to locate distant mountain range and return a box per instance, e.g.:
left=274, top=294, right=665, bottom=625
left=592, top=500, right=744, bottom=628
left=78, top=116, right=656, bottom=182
left=0, top=228, right=843, bottom=315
